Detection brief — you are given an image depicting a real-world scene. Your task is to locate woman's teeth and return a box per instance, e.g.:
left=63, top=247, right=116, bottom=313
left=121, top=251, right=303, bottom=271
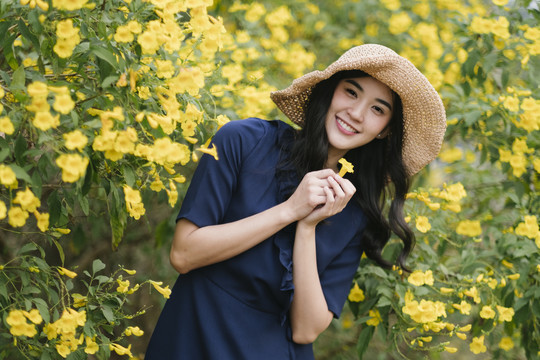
left=338, top=118, right=358, bottom=133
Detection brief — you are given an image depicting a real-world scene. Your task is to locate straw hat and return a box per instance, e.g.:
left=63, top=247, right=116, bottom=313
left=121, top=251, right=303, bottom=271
left=270, top=44, right=447, bottom=177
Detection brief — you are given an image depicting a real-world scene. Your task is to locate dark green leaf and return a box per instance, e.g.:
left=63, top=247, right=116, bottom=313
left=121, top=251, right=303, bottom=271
left=18, top=19, right=40, bottom=51
left=48, top=190, right=62, bottom=226
left=78, top=192, right=90, bottom=216
left=357, top=326, right=375, bottom=360
left=52, top=238, right=65, bottom=265
left=14, top=134, right=28, bottom=164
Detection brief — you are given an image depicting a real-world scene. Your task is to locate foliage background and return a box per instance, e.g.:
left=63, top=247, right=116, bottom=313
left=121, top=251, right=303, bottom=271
left=0, top=0, right=539, bottom=359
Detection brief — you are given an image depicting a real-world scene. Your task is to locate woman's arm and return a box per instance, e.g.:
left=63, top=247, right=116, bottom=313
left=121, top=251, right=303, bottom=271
left=290, top=175, right=356, bottom=344
left=170, top=169, right=337, bottom=274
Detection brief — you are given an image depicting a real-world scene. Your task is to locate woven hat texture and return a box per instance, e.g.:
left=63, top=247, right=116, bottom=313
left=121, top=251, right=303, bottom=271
left=270, top=44, right=447, bottom=177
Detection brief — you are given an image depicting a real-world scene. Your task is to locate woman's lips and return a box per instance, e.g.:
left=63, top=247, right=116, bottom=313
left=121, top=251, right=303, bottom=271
left=336, top=117, right=358, bottom=135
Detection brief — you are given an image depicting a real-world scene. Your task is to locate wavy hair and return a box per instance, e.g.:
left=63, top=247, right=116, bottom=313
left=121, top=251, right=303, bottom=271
left=290, top=70, right=415, bottom=270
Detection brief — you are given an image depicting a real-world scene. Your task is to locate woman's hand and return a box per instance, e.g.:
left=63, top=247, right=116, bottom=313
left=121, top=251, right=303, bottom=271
left=299, top=174, right=356, bottom=227
left=284, top=169, right=336, bottom=222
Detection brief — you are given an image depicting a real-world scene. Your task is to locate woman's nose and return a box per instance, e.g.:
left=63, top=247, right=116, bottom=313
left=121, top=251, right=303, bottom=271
left=347, top=103, right=366, bottom=122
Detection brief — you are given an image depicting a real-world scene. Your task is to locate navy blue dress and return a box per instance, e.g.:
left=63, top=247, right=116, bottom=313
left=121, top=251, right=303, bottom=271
left=145, top=118, right=367, bottom=360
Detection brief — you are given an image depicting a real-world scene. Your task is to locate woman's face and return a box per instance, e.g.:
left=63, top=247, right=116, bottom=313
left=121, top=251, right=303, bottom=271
left=325, top=76, right=394, bottom=159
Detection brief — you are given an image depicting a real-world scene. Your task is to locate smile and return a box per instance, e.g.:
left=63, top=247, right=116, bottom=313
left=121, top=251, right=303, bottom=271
left=336, top=117, right=358, bottom=134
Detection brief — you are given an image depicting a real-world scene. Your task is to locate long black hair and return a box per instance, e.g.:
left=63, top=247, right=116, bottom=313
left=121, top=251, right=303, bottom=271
left=290, top=70, right=415, bottom=270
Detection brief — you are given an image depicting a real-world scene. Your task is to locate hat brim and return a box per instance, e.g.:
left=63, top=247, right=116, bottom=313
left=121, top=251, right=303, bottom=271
left=270, top=44, right=447, bottom=177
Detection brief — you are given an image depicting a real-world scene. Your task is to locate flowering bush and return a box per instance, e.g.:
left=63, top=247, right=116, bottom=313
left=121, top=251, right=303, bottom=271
left=0, top=0, right=232, bottom=357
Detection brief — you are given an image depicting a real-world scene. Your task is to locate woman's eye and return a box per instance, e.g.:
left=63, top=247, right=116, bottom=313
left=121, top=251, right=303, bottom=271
left=373, top=106, right=384, bottom=114
left=345, top=88, right=357, bottom=97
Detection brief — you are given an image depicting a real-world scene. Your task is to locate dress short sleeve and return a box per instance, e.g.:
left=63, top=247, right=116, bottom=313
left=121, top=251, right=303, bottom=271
left=320, top=237, right=363, bottom=318
left=177, top=119, right=267, bottom=227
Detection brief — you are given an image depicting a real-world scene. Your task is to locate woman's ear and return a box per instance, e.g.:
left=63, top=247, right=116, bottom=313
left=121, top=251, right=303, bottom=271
left=376, top=127, right=390, bottom=139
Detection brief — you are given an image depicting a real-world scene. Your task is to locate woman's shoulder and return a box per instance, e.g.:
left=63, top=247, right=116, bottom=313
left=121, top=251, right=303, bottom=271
left=215, top=118, right=293, bottom=149
left=218, top=118, right=291, bottom=136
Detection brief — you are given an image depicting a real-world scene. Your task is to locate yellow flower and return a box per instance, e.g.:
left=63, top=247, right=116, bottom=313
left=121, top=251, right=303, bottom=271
left=13, top=188, right=41, bottom=212
left=6, top=310, right=37, bottom=337
left=34, top=211, right=50, bottom=232
left=23, top=309, right=43, bottom=324
left=114, top=25, right=134, bottom=43
left=72, top=293, right=87, bottom=308
left=366, top=309, right=382, bottom=326
left=63, top=130, right=88, bottom=151
left=124, top=326, right=144, bottom=336
left=56, top=154, right=89, bottom=183
left=470, top=335, right=487, bottom=354
left=245, top=3, right=265, bottom=22
left=32, top=111, right=60, bottom=131
left=150, top=280, right=172, bottom=299
left=415, top=216, right=431, bottom=233
left=348, top=282, right=365, bottom=302
left=388, top=12, right=412, bottom=35
left=338, top=158, right=354, bottom=177
left=456, top=220, right=482, bottom=237
left=439, top=148, right=463, bottom=163
left=510, top=153, right=527, bottom=177
left=499, top=336, right=514, bottom=351
left=493, top=0, right=508, bottom=5
left=8, top=207, right=29, bottom=227
left=496, top=305, right=514, bottom=322
left=117, top=279, right=130, bottom=293
left=515, top=215, right=539, bottom=239
left=137, top=30, right=160, bottom=54
left=85, top=336, right=99, bottom=354
left=444, top=346, right=458, bottom=353
left=110, top=343, right=133, bottom=357
left=0, top=116, right=15, bottom=135
left=27, top=81, right=48, bottom=97
left=58, top=267, right=77, bottom=278
left=452, top=300, right=472, bottom=315
left=501, top=259, right=514, bottom=269
left=479, top=305, right=496, bottom=319
left=463, top=286, right=481, bottom=303
left=0, top=164, right=18, bottom=188
left=0, top=200, right=6, bottom=219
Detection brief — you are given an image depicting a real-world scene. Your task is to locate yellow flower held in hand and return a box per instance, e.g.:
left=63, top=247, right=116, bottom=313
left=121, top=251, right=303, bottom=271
left=338, top=158, right=354, bottom=177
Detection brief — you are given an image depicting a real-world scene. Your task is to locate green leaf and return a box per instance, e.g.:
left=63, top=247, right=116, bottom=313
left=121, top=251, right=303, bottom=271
left=92, top=259, right=106, bottom=274
left=101, top=75, right=119, bottom=88
left=52, top=238, right=65, bottom=265
left=48, top=190, right=62, bottom=226
left=357, top=326, right=375, bottom=360
left=78, top=192, right=90, bottom=216
left=18, top=19, right=40, bottom=51
left=10, top=163, right=33, bottom=185
left=0, top=281, right=9, bottom=301
left=91, top=46, right=118, bottom=69
left=123, top=166, right=136, bottom=187
left=18, top=242, right=38, bottom=255
left=110, top=212, right=126, bottom=250
left=10, top=65, right=26, bottom=92
left=101, top=305, right=115, bottom=323
left=0, top=146, right=9, bottom=162
left=14, top=134, right=28, bottom=164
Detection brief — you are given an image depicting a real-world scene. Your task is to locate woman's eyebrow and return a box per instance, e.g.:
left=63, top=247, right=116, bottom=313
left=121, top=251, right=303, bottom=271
left=345, top=79, right=393, bottom=111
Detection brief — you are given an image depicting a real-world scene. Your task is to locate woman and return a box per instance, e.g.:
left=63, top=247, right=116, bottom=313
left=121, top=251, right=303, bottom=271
left=145, top=44, right=446, bottom=359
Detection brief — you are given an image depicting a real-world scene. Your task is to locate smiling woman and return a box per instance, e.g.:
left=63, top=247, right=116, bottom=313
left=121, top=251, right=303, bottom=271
left=145, top=44, right=446, bottom=360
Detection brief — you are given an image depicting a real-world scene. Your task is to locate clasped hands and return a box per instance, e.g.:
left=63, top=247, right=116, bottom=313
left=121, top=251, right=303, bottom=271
left=285, top=169, right=356, bottom=227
